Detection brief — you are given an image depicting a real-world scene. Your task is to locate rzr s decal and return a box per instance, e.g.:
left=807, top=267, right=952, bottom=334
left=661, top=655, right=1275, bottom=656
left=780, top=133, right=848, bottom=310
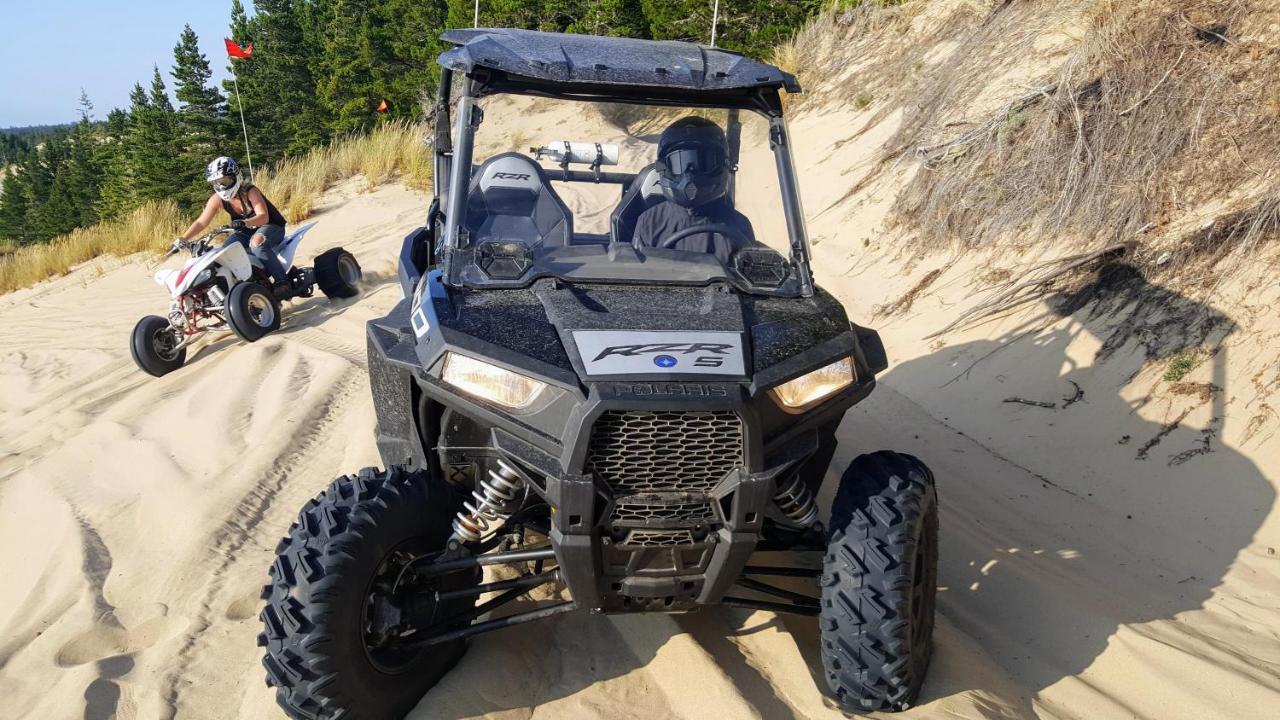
left=593, top=343, right=732, bottom=363
left=594, top=343, right=731, bottom=368
left=573, top=331, right=746, bottom=376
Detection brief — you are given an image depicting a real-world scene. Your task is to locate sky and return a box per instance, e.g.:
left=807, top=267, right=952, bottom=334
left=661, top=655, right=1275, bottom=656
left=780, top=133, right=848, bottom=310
left=0, top=1, right=249, bottom=128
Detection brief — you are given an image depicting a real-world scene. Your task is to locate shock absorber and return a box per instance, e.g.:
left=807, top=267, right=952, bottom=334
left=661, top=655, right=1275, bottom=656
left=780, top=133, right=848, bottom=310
left=207, top=285, right=227, bottom=309
left=772, top=473, right=819, bottom=528
left=452, top=458, right=527, bottom=543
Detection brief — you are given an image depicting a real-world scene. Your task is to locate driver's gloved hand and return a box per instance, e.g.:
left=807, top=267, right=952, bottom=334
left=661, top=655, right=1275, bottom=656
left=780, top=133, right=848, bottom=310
left=230, top=219, right=247, bottom=231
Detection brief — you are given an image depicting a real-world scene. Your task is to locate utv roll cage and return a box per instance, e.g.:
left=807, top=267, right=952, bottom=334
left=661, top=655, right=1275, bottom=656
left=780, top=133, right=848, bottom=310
left=413, top=28, right=817, bottom=298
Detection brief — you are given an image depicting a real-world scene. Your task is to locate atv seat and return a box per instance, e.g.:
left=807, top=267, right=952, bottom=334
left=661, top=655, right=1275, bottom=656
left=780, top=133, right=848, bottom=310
left=610, top=162, right=664, bottom=244
left=465, top=153, right=573, bottom=248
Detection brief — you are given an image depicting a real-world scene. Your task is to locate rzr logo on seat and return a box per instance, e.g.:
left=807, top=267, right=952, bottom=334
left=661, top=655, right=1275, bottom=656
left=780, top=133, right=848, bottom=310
left=594, top=343, right=732, bottom=368
left=492, top=172, right=531, bottom=181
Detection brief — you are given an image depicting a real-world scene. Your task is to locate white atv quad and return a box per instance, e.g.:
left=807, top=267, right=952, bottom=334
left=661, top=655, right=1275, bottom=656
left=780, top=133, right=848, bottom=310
left=130, top=223, right=362, bottom=377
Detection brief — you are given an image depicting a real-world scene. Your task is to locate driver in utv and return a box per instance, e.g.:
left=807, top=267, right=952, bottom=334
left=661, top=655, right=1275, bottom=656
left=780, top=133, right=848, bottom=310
left=178, top=156, right=293, bottom=292
left=632, top=116, right=760, bottom=262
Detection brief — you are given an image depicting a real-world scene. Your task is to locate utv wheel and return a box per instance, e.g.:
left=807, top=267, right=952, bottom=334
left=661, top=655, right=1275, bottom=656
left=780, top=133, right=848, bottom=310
left=260, top=466, right=478, bottom=720
left=130, top=315, right=186, bottom=377
left=226, top=281, right=281, bottom=342
left=820, top=451, right=938, bottom=712
left=315, top=247, right=362, bottom=299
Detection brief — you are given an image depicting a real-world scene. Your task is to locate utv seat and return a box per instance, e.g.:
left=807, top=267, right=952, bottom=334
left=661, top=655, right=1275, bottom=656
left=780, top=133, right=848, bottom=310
left=609, top=162, right=664, bottom=244
left=465, top=153, right=573, bottom=247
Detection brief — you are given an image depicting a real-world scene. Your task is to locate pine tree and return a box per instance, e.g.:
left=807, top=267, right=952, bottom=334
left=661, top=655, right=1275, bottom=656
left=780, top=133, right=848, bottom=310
left=445, top=0, right=477, bottom=29
left=38, top=164, right=82, bottom=240
left=131, top=68, right=185, bottom=203
left=24, top=138, right=69, bottom=243
left=21, top=142, right=57, bottom=242
left=381, top=0, right=450, bottom=116
left=228, top=0, right=328, bottom=163
left=0, top=169, right=30, bottom=245
left=97, top=87, right=148, bottom=218
left=63, top=93, right=103, bottom=229
left=173, top=25, right=230, bottom=207
left=319, top=0, right=381, bottom=135
left=94, top=108, right=133, bottom=221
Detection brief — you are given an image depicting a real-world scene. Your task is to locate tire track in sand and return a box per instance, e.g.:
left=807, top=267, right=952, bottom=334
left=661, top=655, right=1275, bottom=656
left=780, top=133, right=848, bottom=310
left=159, top=366, right=364, bottom=718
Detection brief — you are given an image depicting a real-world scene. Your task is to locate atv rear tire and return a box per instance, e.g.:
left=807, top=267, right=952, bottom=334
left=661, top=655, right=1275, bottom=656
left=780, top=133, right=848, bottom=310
left=820, top=451, right=938, bottom=712
left=130, top=315, right=186, bottom=377
left=226, top=281, right=281, bottom=342
left=315, top=247, right=361, bottom=299
left=260, top=466, right=477, bottom=720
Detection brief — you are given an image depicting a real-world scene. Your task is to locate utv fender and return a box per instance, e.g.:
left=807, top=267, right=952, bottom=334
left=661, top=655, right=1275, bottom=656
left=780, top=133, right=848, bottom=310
left=852, top=322, right=888, bottom=375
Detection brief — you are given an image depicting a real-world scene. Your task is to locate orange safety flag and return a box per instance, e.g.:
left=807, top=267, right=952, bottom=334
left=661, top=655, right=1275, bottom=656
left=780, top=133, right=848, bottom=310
left=376, top=99, right=389, bottom=113
left=225, top=38, right=254, bottom=59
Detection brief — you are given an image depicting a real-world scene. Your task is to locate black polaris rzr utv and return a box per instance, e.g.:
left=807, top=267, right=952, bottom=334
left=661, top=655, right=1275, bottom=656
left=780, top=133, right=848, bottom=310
left=259, top=28, right=938, bottom=719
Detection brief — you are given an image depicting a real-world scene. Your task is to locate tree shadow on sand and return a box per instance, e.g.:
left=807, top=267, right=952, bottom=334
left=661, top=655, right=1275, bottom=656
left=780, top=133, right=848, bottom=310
left=842, top=262, right=1273, bottom=716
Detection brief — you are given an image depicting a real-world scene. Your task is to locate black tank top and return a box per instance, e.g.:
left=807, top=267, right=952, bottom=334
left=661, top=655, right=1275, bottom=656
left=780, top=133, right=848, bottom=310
left=222, top=185, right=286, bottom=227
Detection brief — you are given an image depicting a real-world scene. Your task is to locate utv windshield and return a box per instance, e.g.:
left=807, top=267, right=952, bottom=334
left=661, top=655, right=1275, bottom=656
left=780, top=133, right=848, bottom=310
left=439, top=89, right=814, bottom=297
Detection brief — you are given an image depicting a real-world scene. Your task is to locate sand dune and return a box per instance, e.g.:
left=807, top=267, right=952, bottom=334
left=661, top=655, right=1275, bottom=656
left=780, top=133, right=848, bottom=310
left=1, top=95, right=1278, bottom=720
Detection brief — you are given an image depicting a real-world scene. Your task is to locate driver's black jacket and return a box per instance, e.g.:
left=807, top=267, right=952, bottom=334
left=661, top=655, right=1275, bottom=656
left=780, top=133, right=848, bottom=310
left=632, top=198, right=760, bottom=263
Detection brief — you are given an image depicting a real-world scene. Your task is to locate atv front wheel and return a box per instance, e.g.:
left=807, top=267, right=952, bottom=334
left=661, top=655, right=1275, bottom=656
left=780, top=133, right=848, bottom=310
left=226, top=281, right=281, bottom=342
left=260, top=466, right=478, bottom=720
left=130, top=315, right=186, bottom=376
left=820, top=451, right=938, bottom=712
left=315, top=247, right=362, bottom=299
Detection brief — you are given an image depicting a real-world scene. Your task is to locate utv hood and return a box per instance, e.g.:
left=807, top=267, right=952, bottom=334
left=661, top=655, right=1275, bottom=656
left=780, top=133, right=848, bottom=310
left=420, top=278, right=859, bottom=388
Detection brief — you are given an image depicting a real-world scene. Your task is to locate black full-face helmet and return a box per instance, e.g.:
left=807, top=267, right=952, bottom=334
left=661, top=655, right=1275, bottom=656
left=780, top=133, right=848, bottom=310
left=657, top=117, right=730, bottom=208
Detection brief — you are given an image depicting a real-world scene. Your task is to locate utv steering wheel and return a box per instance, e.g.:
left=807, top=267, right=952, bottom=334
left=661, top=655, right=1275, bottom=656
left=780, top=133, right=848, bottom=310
left=655, top=223, right=752, bottom=252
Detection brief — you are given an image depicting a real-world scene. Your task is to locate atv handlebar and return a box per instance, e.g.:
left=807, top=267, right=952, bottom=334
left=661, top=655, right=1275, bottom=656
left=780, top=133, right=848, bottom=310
left=168, top=226, right=236, bottom=258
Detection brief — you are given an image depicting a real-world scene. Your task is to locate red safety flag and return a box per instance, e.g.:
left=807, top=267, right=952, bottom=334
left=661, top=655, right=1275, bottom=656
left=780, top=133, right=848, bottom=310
left=376, top=99, right=389, bottom=113
left=225, top=38, right=254, bottom=59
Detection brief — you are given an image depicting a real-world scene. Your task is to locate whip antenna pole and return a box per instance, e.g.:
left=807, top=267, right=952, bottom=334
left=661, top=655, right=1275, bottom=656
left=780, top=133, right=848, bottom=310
left=231, top=66, right=254, bottom=179
left=474, top=0, right=480, bottom=27
left=710, top=0, right=720, bottom=47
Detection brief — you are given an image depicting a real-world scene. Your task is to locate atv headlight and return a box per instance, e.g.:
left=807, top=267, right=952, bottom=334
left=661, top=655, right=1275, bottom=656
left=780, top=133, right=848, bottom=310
left=771, top=357, right=855, bottom=411
left=441, top=352, right=547, bottom=409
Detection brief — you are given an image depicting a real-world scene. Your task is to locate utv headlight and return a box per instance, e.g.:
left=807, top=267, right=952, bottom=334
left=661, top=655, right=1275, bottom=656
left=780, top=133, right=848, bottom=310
left=771, top=357, right=855, bottom=411
left=441, top=352, right=547, bottom=409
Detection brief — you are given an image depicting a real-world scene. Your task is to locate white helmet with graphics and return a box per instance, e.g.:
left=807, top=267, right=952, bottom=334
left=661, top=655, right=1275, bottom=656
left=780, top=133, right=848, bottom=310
left=205, top=156, right=242, bottom=201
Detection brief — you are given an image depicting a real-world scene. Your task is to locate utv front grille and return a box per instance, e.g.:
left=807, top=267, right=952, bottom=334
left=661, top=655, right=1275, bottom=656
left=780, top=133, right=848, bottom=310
left=622, top=529, right=695, bottom=547
left=586, top=410, right=743, bottom=496
left=612, top=497, right=718, bottom=525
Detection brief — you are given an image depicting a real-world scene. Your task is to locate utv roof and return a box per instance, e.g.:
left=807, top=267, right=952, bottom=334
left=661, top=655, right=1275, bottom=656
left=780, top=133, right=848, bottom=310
left=439, top=28, right=801, bottom=101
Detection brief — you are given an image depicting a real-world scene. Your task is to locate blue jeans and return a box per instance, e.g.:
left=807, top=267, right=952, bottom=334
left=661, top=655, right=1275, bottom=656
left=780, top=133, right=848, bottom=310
left=227, top=225, right=288, bottom=285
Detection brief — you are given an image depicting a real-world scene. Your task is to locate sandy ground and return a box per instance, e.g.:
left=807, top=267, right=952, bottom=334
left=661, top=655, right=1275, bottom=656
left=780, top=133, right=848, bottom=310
left=2, top=92, right=1279, bottom=720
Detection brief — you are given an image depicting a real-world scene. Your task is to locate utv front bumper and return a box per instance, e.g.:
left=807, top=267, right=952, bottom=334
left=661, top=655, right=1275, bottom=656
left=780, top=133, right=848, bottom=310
left=367, top=296, right=883, bottom=613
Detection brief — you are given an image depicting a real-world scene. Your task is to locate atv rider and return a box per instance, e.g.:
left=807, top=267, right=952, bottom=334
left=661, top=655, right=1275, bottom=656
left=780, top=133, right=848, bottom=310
left=632, top=117, right=760, bottom=263
left=178, top=157, right=292, bottom=289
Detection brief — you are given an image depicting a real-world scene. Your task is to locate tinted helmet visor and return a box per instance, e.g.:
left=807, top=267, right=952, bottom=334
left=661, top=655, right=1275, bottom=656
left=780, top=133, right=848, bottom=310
left=212, top=175, right=237, bottom=190
left=662, top=146, right=724, bottom=175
